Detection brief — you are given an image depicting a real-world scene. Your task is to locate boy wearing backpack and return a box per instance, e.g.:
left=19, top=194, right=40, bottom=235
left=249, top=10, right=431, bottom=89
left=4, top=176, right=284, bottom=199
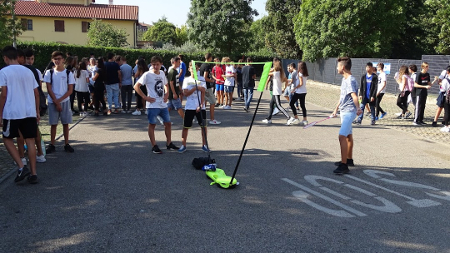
left=43, top=51, right=75, bottom=153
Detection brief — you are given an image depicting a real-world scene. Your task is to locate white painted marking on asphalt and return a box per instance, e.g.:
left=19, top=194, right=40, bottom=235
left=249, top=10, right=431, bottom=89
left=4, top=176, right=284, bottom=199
left=292, top=190, right=354, bottom=218
left=364, top=170, right=440, bottom=191
left=282, top=178, right=367, bottom=217
left=426, top=191, right=450, bottom=202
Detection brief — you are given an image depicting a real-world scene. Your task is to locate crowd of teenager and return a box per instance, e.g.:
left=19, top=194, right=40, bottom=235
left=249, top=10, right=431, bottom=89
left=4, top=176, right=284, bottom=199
left=1, top=45, right=450, bottom=184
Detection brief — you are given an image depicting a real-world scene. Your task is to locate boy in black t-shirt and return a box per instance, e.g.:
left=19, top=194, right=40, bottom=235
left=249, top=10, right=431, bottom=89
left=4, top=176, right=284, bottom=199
left=413, top=62, right=433, bottom=125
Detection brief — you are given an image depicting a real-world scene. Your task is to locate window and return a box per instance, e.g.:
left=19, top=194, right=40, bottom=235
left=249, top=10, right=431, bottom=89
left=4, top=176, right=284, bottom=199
left=54, top=20, right=65, bottom=32
left=21, top=19, right=33, bottom=31
left=82, top=21, right=90, bottom=33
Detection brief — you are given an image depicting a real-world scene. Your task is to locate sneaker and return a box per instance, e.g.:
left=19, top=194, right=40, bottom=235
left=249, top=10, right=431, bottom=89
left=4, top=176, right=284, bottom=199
left=215, top=103, right=220, bottom=107
left=166, top=142, right=179, bottom=150
left=202, top=145, right=210, bottom=152
left=79, top=112, right=84, bottom=117
left=412, top=122, right=420, bottom=126
left=432, top=121, right=438, bottom=127
left=14, top=157, right=27, bottom=166
left=64, top=144, right=74, bottom=153
left=36, top=155, right=46, bottom=163
left=301, top=120, right=308, bottom=126
left=132, top=110, right=141, bottom=116
left=419, top=121, right=427, bottom=125
left=178, top=145, right=187, bottom=153
left=262, top=119, right=272, bottom=124
left=113, top=109, right=119, bottom=114
left=334, top=159, right=354, bottom=166
left=396, top=115, right=404, bottom=119
left=333, top=163, right=350, bottom=175
left=152, top=145, right=162, bottom=154
left=405, top=112, right=412, bottom=118
left=27, top=175, right=38, bottom=184
left=380, top=112, right=387, bottom=119
left=107, top=110, right=111, bottom=115
left=286, top=117, right=296, bottom=125
left=121, top=110, right=127, bottom=114
left=440, top=126, right=449, bottom=132
left=352, top=120, right=361, bottom=125
left=244, top=107, right=248, bottom=112
left=156, top=115, right=164, bottom=125
left=209, top=119, right=221, bottom=125
left=14, top=166, right=30, bottom=182
left=375, top=117, right=379, bottom=121
left=371, top=120, right=376, bottom=125
left=46, top=144, right=56, bottom=154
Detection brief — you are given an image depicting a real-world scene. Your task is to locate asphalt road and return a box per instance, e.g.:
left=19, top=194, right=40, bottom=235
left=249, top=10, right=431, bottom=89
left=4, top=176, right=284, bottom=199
left=1, top=91, right=450, bottom=253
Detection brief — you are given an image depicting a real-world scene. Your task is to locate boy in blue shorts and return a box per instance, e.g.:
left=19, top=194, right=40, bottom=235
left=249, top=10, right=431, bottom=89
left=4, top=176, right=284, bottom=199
left=331, top=57, right=362, bottom=174
left=134, top=56, right=179, bottom=154
left=167, top=56, right=184, bottom=120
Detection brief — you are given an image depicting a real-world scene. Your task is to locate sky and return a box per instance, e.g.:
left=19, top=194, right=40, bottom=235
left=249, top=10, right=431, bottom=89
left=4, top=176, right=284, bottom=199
left=94, top=0, right=268, bottom=27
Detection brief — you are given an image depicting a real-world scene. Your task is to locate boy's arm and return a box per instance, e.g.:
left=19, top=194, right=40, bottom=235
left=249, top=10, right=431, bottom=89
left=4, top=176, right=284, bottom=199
left=34, top=87, right=40, bottom=123
left=331, top=101, right=340, bottom=117
left=164, top=83, right=169, bottom=102
left=46, top=83, right=59, bottom=105
left=351, top=92, right=362, bottom=115
left=118, top=69, right=122, bottom=88
left=55, top=84, right=73, bottom=104
left=0, top=86, right=7, bottom=127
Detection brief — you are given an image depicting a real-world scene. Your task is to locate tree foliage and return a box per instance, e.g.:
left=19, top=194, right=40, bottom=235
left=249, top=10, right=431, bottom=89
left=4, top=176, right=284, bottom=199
left=87, top=19, right=128, bottom=48
left=264, top=0, right=302, bottom=58
left=0, top=0, right=22, bottom=47
left=294, top=0, right=405, bottom=61
left=248, top=18, right=267, bottom=52
left=142, top=17, right=177, bottom=45
left=175, top=25, right=189, bottom=47
left=187, top=0, right=258, bottom=56
left=430, top=0, right=450, bottom=54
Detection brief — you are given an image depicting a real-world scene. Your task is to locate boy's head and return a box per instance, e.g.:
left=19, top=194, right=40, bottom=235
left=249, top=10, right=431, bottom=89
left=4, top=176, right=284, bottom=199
left=2, top=46, right=18, bottom=65
left=51, top=51, right=65, bottom=68
left=178, top=54, right=184, bottom=61
left=246, top=57, right=252, bottom=63
left=115, top=55, right=122, bottom=64
left=377, top=62, right=384, bottom=72
left=409, top=64, right=417, bottom=73
left=107, top=52, right=115, bottom=60
left=150, top=55, right=163, bottom=72
left=205, top=53, right=212, bottom=61
left=222, top=57, right=231, bottom=65
left=421, top=62, right=429, bottom=72
left=337, top=57, right=351, bottom=74
left=16, top=49, right=25, bottom=65
left=288, top=63, right=296, bottom=72
left=366, top=62, right=373, bottom=73
left=24, top=49, right=35, bottom=65
left=173, top=56, right=181, bottom=68
left=446, top=66, right=450, bottom=75
left=214, top=57, right=220, bottom=65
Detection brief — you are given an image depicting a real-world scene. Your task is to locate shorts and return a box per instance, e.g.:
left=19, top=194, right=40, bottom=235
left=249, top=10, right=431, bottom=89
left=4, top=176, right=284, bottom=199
left=88, top=85, right=94, bottom=93
left=183, top=110, right=207, bottom=128
left=437, top=92, right=445, bottom=108
left=147, top=108, right=170, bottom=125
left=205, top=88, right=216, bottom=104
left=168, top=98, right=182, bottom=110
left=224, top=86, right=234, bottom=93
left=2, top=117, right=37, bottom=139
left=339, top=111, right=356, bottom=137
left=48, top=100, right=73, bottom=125
left=283, top=86, right=291, bottom=96
left=215, top=83, right=224, bottom=92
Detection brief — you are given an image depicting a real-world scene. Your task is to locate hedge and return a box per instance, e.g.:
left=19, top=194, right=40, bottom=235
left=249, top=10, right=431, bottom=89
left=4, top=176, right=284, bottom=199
left=1, top=41, right=275, bottom=76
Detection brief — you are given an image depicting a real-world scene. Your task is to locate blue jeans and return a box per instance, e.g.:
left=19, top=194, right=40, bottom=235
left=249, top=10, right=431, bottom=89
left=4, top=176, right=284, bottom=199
left=243, top=87, right=254, bottom=109
left=357, top=97, right=375, bottom=122
left=105, top=83, right=120, bottom=110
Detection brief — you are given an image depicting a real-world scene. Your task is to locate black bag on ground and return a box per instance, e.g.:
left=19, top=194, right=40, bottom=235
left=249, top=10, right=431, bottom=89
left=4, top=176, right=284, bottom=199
left=192, top=157, right=215, bottom=170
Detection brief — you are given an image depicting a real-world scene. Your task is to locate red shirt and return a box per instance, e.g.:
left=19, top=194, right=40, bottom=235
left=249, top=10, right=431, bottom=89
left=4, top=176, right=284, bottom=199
left=212, top=65, right=225, bottom=84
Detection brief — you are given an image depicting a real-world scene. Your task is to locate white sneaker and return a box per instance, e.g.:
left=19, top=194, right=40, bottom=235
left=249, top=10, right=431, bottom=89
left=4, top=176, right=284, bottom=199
left=14, top=157, right=27, bottom=166
left=286, top=117, right=296, bottom=125
left=36, top=155, right=46, bottom=163
left=121, top=110, right=127, bottom=114
left=301, top=120, right=308, bottom=126
left=440, top=126, right=449, bottom=132
left=209, top=119, right=221, bottom=125
left=132, top=110, right=141, bottom=116
left=145, top=110, right=148, bottom=115
left=262, top=119, right=272, bottom=124
left=224, top=105, right=231, bottom=109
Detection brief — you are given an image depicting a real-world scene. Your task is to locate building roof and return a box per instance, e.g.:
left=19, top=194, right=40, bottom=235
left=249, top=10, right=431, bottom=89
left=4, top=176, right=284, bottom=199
left=14, top=1, right=138, bottom=21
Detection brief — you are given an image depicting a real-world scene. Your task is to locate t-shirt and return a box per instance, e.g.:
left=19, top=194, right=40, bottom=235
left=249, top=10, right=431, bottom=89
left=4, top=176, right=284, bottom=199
left=167, top=68, right=179, bottom=100
left=439, top=70, right=448, bottom=92
left=441, top=78, right=450, bottom=96
left=365, top=73, right=373, bottom=99
left=43, top=68, right=76, bottom=103
left=377, top=72, right=386, bottom=93
left=74, top=70, right=89, bottom=92
left=291, top=70, right=299, bottom=90
left=224, top=65, right=236, bottom=87
left=295, top=72, right=307, bottom=94
left=242, top=65, right=255, bottom=88
left=137, top=70, right=168, bottom=109
left=272, top=71, right=283, bottom=95
left=236, top=67, right=243, bottom=84
left=212, top=65, right=225, bottom=85
left=178, top=61, right=187, bottom=84
left=104, top=61, right=120, bottom=84
left=199, top=63, right=213, bottom=89
left=410, top=72, right=417, bottom=96
left=339, top=75, right=358, bottom=112
left=120, top=63, right=133, bottom=85
left=182, top=76, right=207, bottom=110
left=87, top=65, right=97, bottom=77
left=415, top=72, right=430, bottom=96
left=0, top=65, right=39, bottom=120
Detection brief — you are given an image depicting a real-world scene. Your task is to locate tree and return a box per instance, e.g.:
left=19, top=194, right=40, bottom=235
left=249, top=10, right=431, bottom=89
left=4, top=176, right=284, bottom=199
left=264, top=0, right=302, bottom=58
left=248, top=18, right=266, bottom=52
left=187, top=0, right=258, bottom=55
left=294, top=0, right=405, bottom=61
left=175, top=25, right=188, bottom=47
left=87, top=19, right=128, bottom=47
left=142, top=17, right=177, bottom=45
left=430, top=0, right=450, bottom=55
left=0, top=0, right=22, bottom=47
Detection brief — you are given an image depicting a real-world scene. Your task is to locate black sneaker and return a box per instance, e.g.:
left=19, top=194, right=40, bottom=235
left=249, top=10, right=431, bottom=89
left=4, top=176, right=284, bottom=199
left=352, top=120, right=361, bottom=125
left=64, top=144, right=75, bottom=153
left=419, top=121, right=427, bottom=125
left=14, top=166, right=30, bottom=182
left=27, top=175, right=38, bottom=184
left=334, top=159, right=354, bottom=166
left=152, top=145, right=162, bottom=154
left=46, top=144, right=56, bottom=154
left=166, top=142, right=179, bottom=150
left=333, top=163, right=350, bottom=175
left=432, top=121, right=438, bottom=127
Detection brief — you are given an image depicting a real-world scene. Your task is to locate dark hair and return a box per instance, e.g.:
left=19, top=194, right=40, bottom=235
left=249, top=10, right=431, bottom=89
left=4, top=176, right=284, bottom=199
left=76, top=61, right=87, bottom=78
left=136, top=59, right=149, bottom=77
left=107, top=52, right=115, bottom=60
left=174, top=56, right=180, bottom=62
left=446, top=66, right=450, bottom=73
left=65, top=56, right=74, bottom=68
left=273, top=57, right=281, bottom=62
left=17, top=49, right=25, bottom=58
left=115, top=55, right=122, bottom=62
left=246, top=57, right=252, bottom=62
left=150, top=55, right=163, bottom=64
left=298, top=61, right=309, bottom=77
left=2, top=46, right=18, bottom=60
left=96, top=57, right=106, bottom=80
left=409, top=64, right=417, bottom=72
left=178, top=54, right=184, bottom=61
left=51, top=51, right=64, bottom=59
left=205, top=53, right=212, bottom=60
left=337, top=57, right=352, bottom=71
left=366, top=62, right=373, bottom=67
left=377, top=62, right=384, bottom=69
left=288, top=63, right=296, bottom=69
left=24, top=49, right=34, bottom=57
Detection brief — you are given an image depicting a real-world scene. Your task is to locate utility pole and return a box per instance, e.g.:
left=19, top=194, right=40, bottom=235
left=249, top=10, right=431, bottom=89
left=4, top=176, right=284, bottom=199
left=12, top=0, right=17, bottom=48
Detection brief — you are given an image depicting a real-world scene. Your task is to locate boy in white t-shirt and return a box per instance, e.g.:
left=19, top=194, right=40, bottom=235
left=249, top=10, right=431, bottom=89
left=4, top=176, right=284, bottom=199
left=222, top=57, right=236, bottom=109
left=0, top=46, right=40, bottom=184
left=375, top=63, right=387, bottom=120
left=134, top=56, right=179, bottom=154
left=44, top=51, right=75, bottom=154
left=178, top=62, right=209, bottom=153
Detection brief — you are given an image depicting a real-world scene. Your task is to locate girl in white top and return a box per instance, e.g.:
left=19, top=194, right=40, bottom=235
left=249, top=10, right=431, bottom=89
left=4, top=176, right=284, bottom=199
left=74, top=61, right=90, bottom=116
left=289, top=61, right=309, bottom=125
left=222, top=57, right=236, bottom=109
left=395, top=65, right=412, bottom=119
left=438, top=67, right=450, bottom=132
left=262, top=59, right=294, bottom=125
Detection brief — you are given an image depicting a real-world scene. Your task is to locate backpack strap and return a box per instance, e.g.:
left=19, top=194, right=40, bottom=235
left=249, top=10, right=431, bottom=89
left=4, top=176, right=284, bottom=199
left=50, top=69, right=54, bottom=85
left=66, top=69, right=71, bottom=85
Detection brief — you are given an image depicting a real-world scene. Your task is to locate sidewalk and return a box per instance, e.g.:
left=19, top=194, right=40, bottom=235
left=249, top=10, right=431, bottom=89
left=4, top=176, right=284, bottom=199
left=1, top=80, right=448, bottom=183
